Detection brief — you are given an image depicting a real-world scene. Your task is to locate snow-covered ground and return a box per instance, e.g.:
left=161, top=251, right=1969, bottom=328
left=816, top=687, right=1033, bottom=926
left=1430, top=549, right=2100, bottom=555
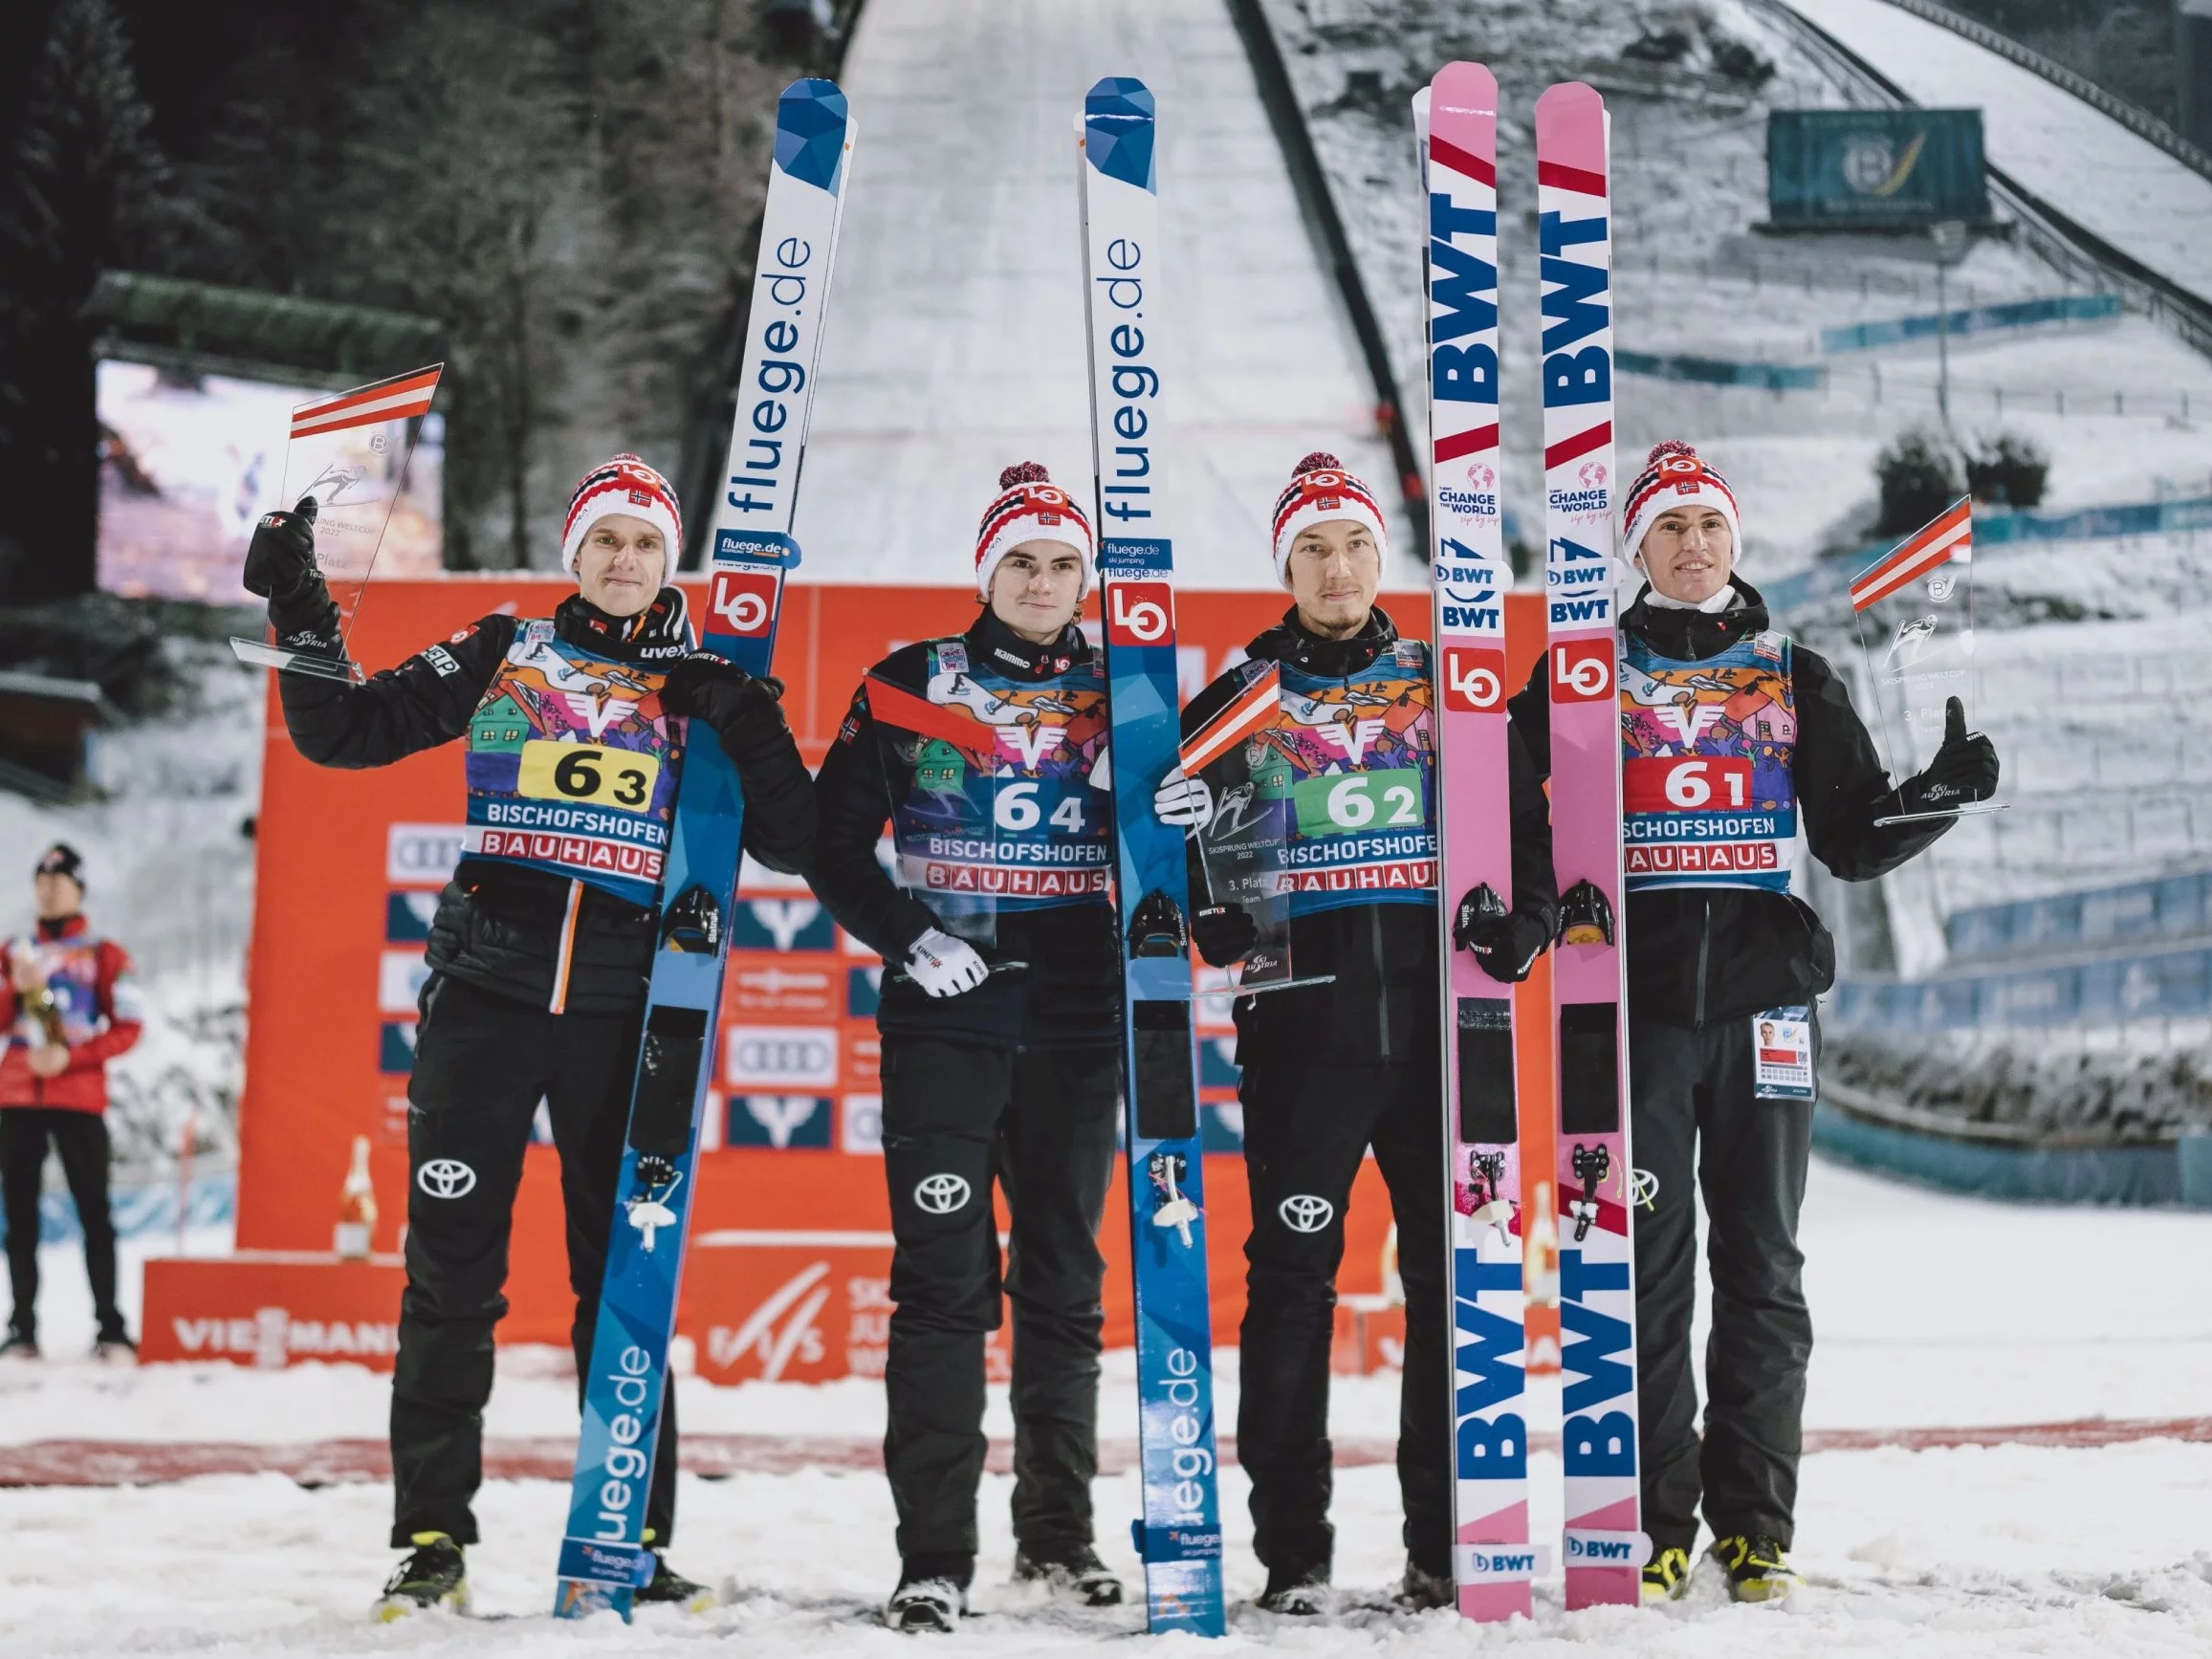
left=8, top=1161, right=2212, bottom=1649
left=793, top=0, right=1421, bottom=591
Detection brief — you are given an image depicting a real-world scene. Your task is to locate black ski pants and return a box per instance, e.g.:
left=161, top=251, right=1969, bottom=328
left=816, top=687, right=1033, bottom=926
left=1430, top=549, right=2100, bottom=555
left=1236, top=1059, right=1449, bottom=1584
left=878, top=1037, right=1120, bottom=1580
left=0, top=1107, right=122, bottom=1342
left=1631, top=1012, right=1816, bottom=1555
left=391, top=974, right=678, bottom=1549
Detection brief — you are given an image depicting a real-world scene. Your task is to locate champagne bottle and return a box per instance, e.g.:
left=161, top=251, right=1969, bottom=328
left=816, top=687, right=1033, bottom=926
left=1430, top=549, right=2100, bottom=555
left=335, top=1135, right=378, bottom=1260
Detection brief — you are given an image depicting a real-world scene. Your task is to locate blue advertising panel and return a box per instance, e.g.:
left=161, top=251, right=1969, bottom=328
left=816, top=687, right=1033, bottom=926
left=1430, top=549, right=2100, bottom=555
left=1767, top=108, right=1989, bottom=227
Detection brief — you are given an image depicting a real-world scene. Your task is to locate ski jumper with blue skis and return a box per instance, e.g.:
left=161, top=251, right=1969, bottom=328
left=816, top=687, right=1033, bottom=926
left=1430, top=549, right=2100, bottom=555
left=1416, top=61, right=1541, bottom=1624
left=1536, top=80, right=1646, bottom=1611
left=554, top=77, right=854, bottom=1620
left=1076, top=76, right=1227, bottom=1640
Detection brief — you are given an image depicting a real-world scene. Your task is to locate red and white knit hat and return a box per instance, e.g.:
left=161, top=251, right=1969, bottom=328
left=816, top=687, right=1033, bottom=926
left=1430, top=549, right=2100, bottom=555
left=1619, top=440, right=1742, bottom=564
left=975, top=462, right=1095, bottom=599
left=561, top=452, right=684, bottom=576
left=1270, top=451, right=1389, bottom=585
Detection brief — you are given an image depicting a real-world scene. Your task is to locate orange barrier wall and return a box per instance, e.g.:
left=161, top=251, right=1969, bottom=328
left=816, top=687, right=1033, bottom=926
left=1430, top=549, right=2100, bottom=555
left=217, top=578, right=1551, bottom=1364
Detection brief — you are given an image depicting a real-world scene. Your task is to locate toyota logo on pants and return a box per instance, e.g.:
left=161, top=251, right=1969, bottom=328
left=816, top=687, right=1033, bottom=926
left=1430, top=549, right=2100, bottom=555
left=913, top=1173, right=973, bottom=1215
left=417, top=1159, right=477, bottom=1200
left=1278, top=1194, right=1334, bottom=1233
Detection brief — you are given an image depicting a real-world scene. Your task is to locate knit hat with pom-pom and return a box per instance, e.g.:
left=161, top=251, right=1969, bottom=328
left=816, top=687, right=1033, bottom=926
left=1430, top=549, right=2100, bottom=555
left=1269, top=451, right=1389, bottom=586
left=561, top=452, right=684, bottom=576
left=974, top=462, right=1096, bottom=600
left=1619, top=440, right=1742, bottom=565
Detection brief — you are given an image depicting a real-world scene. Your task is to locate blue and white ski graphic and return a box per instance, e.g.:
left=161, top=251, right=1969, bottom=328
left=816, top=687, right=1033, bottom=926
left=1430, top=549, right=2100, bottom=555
left=553, top=76, right=853, bottom=1621
left=1076, top=76, right=1226, bottom=1641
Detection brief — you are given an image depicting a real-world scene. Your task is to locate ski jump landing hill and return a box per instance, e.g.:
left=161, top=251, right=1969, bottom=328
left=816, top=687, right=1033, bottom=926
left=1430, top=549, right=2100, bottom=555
left=791, top=0, right=1425, bottom=591
left=1768, top=0, right=2212, bottom=347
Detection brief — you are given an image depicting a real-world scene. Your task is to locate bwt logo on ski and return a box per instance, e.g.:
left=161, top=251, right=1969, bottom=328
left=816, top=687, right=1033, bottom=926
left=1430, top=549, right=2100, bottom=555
left=711, top=568, right=780, bottom=638
left=1551, top=639, right=1613, bottom=702
left=726, top=234, right=817, bottom=518
left=1427, top=181, right=1499, bottom=410
left=587, top=1343, right=659, bottom=1540
left=1106, top=580, right=1173, bottom=646
left=1443, top=647, right=1506, bottom=713
left=1539, top=208, right=1611, bottom=412
left=1454, top=1249, right=1528, bottom=1480
left=1091, top=236, right=1157, bottom=524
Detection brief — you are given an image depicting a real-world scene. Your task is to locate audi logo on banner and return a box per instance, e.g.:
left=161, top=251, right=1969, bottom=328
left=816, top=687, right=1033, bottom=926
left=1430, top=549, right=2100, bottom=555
left=726, top=1025, right=839, bottom=1089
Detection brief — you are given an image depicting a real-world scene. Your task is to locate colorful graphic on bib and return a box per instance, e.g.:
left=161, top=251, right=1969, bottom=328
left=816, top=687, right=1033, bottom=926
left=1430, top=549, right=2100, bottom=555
left=461, top=630, right=682, bottom=906
left=868, top=647, right=1113, bottom=910
left=1619, top=632, right=1796, bottom=892
left=1258, top=646, right=1438, bottom=913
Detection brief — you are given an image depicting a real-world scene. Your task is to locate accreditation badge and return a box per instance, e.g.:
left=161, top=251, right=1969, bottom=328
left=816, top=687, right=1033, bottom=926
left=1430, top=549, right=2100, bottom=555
left=1751, top=1006, right=1814, bottom=1101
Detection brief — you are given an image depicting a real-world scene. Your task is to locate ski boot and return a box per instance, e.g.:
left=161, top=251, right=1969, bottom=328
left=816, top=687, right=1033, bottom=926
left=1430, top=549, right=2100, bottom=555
left=1255, top=1564, right=1330, bottom=1616
left=1641, top=1545, right=1692, bottom=1603
left=633, top=1538, right=717, bottom=1613
left=885, top=1572, right=966, bottom=1633
left=375, top=1532, right=469, bottom=1621
left=93, top=1330, right=137, bottom=1364
left=1396, top=1559, right=1454, bottom=1611
left=1014, top=1544, right=1124, bottom=1606
left=0, top=1332, right=37, bottom=1361
left=1707, top=1534, right=1798, bottom=1604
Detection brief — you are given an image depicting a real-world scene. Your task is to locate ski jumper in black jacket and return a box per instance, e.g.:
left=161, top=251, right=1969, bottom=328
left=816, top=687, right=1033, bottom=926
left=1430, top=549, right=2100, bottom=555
left=811, top=602, right=1123, bottom=1590
left=1509, top=572, right=1963, bottom=1563
left=256, top=479, right=815, bottom=1561
left=1179, top=599, right=1556, bottom=1593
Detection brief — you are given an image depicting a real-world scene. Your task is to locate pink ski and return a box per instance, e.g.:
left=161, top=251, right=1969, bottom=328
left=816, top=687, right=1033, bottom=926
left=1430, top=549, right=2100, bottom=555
left=1416, top=62, right=1537, bottom=1624
left=1536, top=80, right=1644, bottom=1611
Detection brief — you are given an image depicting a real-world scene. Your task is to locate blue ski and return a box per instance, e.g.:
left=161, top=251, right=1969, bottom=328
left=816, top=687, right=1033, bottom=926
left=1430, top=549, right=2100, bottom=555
left=1076, top=76, right=1226, bottom=1640
left=553, top=76, right=854, bottom=1620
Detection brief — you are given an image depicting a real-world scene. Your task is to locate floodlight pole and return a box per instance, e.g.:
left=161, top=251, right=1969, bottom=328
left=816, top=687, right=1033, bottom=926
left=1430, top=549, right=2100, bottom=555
left=1932, top=220, right=1966, bottom=432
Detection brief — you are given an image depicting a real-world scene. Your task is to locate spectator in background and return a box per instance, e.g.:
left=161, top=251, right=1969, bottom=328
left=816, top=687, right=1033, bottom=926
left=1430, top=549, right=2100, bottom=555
left=1, top=844, right=144, bottom=1360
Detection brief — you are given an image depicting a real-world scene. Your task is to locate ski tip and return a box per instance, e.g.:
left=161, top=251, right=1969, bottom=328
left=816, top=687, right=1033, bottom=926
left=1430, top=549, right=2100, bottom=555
left=1084, top=76, right=1156, bottom=192
left=1535, top=81, right=1606, bottom=151
left=1430, top=60, right=1498, bottom=114
left=775, top=77, right=851, bottom=194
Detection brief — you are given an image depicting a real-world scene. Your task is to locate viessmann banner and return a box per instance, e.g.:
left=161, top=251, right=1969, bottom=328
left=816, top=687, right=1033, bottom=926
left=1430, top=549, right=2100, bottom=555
left=207, top=577, right=1551, bottom=1374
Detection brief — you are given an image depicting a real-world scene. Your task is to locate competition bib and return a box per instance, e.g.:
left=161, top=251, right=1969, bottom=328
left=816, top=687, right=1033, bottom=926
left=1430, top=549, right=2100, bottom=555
left=460, top=623, right=683, bottom=906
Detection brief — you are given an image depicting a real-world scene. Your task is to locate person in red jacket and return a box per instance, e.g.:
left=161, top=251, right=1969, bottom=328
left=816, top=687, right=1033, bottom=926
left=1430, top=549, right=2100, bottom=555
left=1, top=844, right=144, bottom=1359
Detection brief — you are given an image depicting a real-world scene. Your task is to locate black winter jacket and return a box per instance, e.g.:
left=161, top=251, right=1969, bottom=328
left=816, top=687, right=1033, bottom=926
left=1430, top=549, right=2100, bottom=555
left=809, top=609, right=1121, bottom=1051
left=268, top=578, right=816, bottom=1015
left=1179, top=605, right=1557, bottom=1068
left=1508, top=576, right=1947, bottom=1030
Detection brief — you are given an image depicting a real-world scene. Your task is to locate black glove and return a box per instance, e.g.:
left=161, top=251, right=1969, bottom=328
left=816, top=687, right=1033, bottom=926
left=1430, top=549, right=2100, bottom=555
left=244, top=496, right=319, bottom=600
left=1896, top=697, right=1999, bottom=816
left=1453, top=886, right=1550, bottom=984
left=662, top=651, right=787, bottom=753
left=1190, top=903, right=1258, bottom=969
